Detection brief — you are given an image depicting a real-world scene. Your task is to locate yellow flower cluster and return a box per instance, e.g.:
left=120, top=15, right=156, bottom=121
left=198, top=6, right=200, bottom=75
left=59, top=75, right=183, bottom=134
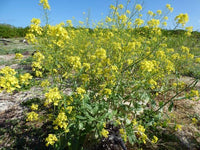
left=68, top=56, right=82, bottom=70
left=31, top=18, right=41, bottom=25
left=31, top=103, right=38, bottom=110
left=45, top=134, right=58, bottom=147
left=26, top=111, right=38, bottom=121
left=25, top=33, right=37, bottom=44
left=30, top=18, right=43, bottom=35
left=147, top=19, right=160, bottom=28
left=77, top=87, right=86, bottom=95
left=134, top=18, right=144, bottom=27
left=118, top=4, right=124, bottom=9
left=53, top=112, right=68, bottom=131
left=148, top=79, right=157, bottom=89
left=137, top=125, right=148, bottom=144
left=175, top=13, right=189, bottom=27
left=32, top=52, right=44, bottom=77
left=151, top=136, right=158, bottom=144
left=26, top=18, right=42, bottom=43
left=148, top=10, right=154, bottom=16
left=157, top=10, right=162, bottom=15
left=40, top=79, right=50, bottom=87
left=66, top=20, right=73, bottom=27
left=100, top=128, right=109, bottom=138
left=132, top=119, right=158, bottom=144
left=119, top=128, right=127, bottom=142
left=187, top=90, right=199, bottom=100
left=135, top=4, right=142, bottom=11
left=140, top=60, right=155, bottom=72
left=166, top=4, right=173, bottom=12
left=0, top=66, right=20, bottom=93
left=45, top=87, right=62, bottom=106
left=192, top=118, right=198, bottom=124
left=175, top=124, right=182, bottom=131
left=20, top=73, right=32, bottom=85
left=39, top=0, right=50, bottom=10
left=185, top=26, right=193, bottom=36
left=195, top=57, right=200, bottom=63
left=15, top=53, right=23, bottom=59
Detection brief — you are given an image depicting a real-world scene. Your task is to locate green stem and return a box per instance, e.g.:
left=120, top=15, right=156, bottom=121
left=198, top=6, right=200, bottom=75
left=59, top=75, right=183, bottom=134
left=155, top=79, right=198, bottom=113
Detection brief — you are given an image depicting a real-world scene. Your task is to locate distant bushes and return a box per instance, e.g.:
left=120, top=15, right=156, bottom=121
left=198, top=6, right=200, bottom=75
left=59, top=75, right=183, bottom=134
left=0, top=24, right=29, bottom=38
left=0, top=23, right=199, bottom=39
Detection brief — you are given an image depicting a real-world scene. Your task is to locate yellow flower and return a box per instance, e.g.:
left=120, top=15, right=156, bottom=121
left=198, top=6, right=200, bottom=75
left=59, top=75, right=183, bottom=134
left=140, top=60, right=155, bottom=72
left=148, top=10, right=154, bottom=16
left=45, top=87, right=62, bottom=106
left=151, top=136, right=158, bottom=144
left=79, top=21, right=84, bottom=25
left=126, top=10, right=131, bottom=14
left=31, top=104, right=38, bottom=111
left=137, top=125, right=145, bottom=133
left=105, top=16, right=112, bottom=22
left=68, top=56, right=81, bottom=70
left=95, top=48, right=107, bottom=59
left=41, top=79, right=50, bottom=87
left=149, top=79, right=157, bottom=89
left=104, top=88, right=112, bottom=97
left=15, top=53, right=23, bottom=59
left=0, top=67, right=20, bottom=93
left=157, top=10, right=162, bottom=15
left=77, top=87, right=86, bottom=95
left=31, top=18, right=41, bottom=25
left=118, top=4, right=124, bottom=9
left=33, top=52, right=45, bottom=61
left=162, top=22, right=167, bottom=26
left=140, top=133, right=147, bottom=144
left=35, top=70, right=43, bottom=77
left=132, top=119, right=137, bottom=126
left=175, top=124, right=182, bottom=131
left=185, top=26, right=193, bottom=32
left=39, top=0, right=50, bottom=10
left=166, top=4, right=171, bottom=9
left=147, top=19, right=160, bottom=27
left=26, top=111, right=38, bottom=121
left=189, top=90, right=199, bottom=98
left=166, top=4, right=173, bottom=12
left=45, top=134, right=58, bottom=146
left=119, top=128, right=127, bottom=142
left=66, top=20, right=73, bottom=27
left=20, top=73, right=32, bottom=85
left=135, top=18, right=144, bottom=26
left=135, top=4, right=142, bottom=11
left=101, top=128, right=109, bottom=138
left=175, top=13, right=189, bottom=27
left=192, top=118, right=198, bottom=124
left=110, top=4, right=115, bottom=10
left=83, top=63, right=90, bottom=71
left=53, top=112, right=68, bottom=129
left=195, top=57, right=200, bottom=63
left=164, top=16, right=168, bottom=20
left=25, top=33, right=37, bottom=44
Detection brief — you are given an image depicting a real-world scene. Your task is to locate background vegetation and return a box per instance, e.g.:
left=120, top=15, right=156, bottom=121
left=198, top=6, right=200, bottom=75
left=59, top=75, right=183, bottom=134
left=0, top=24, right=29, bottom=38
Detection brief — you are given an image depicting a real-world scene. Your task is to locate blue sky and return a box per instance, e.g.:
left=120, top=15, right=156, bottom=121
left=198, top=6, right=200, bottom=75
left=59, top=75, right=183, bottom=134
left=0, top=0, right=200, bottom=31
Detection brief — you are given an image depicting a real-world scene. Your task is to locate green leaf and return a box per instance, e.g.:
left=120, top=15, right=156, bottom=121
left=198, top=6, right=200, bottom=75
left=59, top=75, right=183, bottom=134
left=76, top=115, right=86, bottom=120
left=85, top=112, right=95, bottom=121
left=126, top=118, right=131, bottom=125
left=85, top=103, right=92, bottom=111
left=78, top=122, right=84, bottom=130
